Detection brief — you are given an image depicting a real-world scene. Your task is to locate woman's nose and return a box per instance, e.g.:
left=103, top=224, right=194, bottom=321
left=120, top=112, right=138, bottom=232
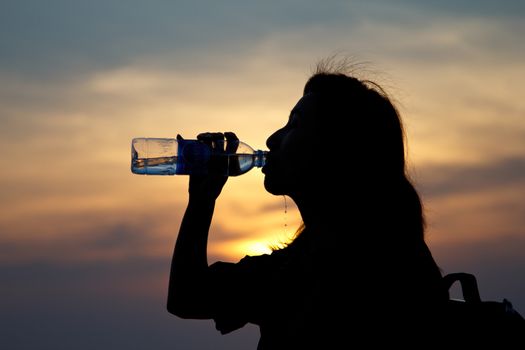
left=266, top=129, right=281, bottom=150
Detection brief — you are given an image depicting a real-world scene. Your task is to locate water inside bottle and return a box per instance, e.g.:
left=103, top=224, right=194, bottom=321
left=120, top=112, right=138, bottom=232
left=225, top=153, right=259, bottom=176
left=131, top=153, right=263, bottom=176
left=132, top=156, right=179, bottom=175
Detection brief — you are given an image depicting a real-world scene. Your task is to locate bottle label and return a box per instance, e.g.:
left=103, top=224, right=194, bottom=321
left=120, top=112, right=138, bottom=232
left=176, top=140, right=212, bottom=175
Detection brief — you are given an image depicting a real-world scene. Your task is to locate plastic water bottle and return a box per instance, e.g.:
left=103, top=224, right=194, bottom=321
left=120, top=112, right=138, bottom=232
left=131, top=137, right=267, bottom=176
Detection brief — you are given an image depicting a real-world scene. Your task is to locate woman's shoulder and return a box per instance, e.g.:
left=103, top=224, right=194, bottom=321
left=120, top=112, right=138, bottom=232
left=238, top=244, right=295, bottom=267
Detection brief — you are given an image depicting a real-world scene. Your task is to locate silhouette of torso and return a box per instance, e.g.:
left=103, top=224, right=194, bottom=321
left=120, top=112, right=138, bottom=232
left=209, top=227, right=446, bottom=349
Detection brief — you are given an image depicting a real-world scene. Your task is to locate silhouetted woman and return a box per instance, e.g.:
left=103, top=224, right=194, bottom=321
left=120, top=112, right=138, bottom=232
left=167, top=64, right=448, bottom=349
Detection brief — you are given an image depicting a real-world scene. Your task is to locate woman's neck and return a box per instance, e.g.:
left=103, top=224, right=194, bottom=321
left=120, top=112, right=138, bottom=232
left=292, top=192, right=335, bottom=229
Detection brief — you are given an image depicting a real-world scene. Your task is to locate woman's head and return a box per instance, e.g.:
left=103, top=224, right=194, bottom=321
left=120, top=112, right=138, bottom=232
left=264, top=60, right=426, bottom=242
left=264, top=65, right=408, bottom=198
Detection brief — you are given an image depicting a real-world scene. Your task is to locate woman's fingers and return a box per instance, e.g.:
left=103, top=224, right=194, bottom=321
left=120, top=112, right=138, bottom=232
left=224, top=132, right=238, bottom=141
left=190, top=131, right=241, bottom=176
left=194, top=131, right=240, bottom=154
left=197, top=132, right=225, bottom=151
left=196, top=132, right=213, bottom=145
left=224, top=132, right=239, bottom=154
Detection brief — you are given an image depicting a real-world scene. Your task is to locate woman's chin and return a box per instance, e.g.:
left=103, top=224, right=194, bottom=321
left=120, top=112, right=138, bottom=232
left=263, top=175, right=285, bottom=196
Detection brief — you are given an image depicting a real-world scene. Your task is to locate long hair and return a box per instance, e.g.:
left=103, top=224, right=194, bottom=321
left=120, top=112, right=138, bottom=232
left=292, top=62, right=426, bottom=244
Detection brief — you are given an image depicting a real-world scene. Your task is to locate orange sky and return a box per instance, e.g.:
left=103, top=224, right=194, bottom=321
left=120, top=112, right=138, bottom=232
left=2, top=49, right=523, bottom=262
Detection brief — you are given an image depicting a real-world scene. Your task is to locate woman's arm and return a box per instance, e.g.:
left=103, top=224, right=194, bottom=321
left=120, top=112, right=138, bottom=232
left=167, top=193, right=217, bottom=318
left=166, top=132, right=237, bottom=319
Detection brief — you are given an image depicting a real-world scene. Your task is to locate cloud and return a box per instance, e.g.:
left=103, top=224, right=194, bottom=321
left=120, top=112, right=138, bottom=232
left=418, top=156, right=525, bottom=198
left=0, top=0, right=357, bottom=79
left=382, top=0, right=525, bottom=18
left=7, top=0, right=524, bottom=82
left=416, top=157, right=525, bottom=247
left=0, top=198, right=187, bottom=264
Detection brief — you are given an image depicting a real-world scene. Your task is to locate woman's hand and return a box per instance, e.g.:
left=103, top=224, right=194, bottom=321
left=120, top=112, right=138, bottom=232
left=179, top=132, right=239, bottom=201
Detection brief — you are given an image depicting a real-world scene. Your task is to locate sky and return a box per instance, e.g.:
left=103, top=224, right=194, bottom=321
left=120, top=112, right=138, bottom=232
left=1, top=0, right=524, bottom=348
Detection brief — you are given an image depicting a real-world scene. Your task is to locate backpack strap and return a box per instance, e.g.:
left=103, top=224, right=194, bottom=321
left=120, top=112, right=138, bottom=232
left=442, top=272, right=481, bottom=303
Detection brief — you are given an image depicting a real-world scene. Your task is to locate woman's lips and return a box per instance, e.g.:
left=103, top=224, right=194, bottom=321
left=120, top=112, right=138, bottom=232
left=262, top=153, right=273, bottom=174
left=262, top=159, right=271, bottom=174
left=262, top=162, right=270, bottom=174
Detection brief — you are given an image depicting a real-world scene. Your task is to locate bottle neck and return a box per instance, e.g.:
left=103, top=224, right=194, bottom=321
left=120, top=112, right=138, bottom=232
left=254, top=150, right=267, bottom=168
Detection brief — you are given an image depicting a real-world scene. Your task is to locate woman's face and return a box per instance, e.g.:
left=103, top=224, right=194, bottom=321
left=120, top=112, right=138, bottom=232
left=263, top=93, right=319, bottom=197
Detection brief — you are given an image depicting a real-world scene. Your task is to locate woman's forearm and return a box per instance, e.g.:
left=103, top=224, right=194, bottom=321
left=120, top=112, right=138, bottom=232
left=167, top=195, right=216, bottom=318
